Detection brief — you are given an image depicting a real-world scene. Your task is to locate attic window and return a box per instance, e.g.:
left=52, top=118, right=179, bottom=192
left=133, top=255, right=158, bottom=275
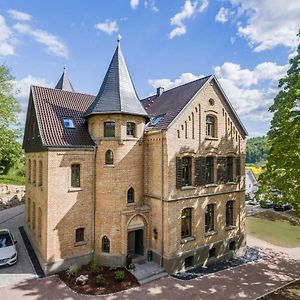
left=63, top=118, right=75, bottom=129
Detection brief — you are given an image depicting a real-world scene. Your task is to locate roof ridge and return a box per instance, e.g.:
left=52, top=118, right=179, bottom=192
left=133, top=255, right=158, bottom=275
left=32, top=85, right=95, bottom=98
left=142, top=75, right=212, bottom=100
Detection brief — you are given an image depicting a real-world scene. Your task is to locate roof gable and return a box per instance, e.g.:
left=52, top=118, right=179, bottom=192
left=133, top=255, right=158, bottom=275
left=84, top=44, right=147, bottom=118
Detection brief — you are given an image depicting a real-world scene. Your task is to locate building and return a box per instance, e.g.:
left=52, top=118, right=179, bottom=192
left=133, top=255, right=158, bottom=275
left=245, top=168, right=259, bottom=198
left=23, top=40, right=248, bottom=275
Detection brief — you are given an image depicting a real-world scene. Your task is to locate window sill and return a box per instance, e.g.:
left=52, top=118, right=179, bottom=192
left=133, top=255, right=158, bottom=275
left=205, top=137, right=218, bottom=141
left=181, top=186, right=196, bottom=190
left=225, top=225, right=236, bottom=231
left=74, top=241, right=87, bottom=247
left=226, top=182, right=237, bottom=185
left=104, top=164, right=115, bottom=168
left=181, top=236, right=195, bottom=244
left=126, top=203, right=136, bottom=207
left=205, top=184, right=218, bottom=188
left=68, top=187, right=82, bottom=192
left=205, top=230, right=218, bottom=237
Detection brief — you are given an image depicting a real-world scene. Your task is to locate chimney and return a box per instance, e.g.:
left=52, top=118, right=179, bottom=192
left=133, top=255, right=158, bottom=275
left=156, top=87, right=164, bottom=97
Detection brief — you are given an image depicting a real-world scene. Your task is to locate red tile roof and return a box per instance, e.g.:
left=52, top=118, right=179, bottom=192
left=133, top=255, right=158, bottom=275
left=32, top=86, right=95, bottom=147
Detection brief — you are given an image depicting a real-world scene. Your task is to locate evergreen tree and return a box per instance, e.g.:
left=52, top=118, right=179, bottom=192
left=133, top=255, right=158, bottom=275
left=259, top=31, right=300, bottom=212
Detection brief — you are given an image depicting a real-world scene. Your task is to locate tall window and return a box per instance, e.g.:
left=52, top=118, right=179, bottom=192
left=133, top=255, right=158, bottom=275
left=206, top=115, right=216, bottom=137
left=227, top=157, right=234, bottom=182
left=39, top=161, right=43, bottom=186
left=75, top=228, right=84, bottom=243
left=205, top=204, right=215, bottom=232
left=28, top=159, right=31, bottom=183
left=181, top=208, right=192, bottom=238
left=27, top=198, right=31, bottom=227
left=33, top=160, right=36, bottom=183
left=105, top=150, right=114, bottom=165
left=102, top=236, right=110, bottom=253
left=126, top=122, right=136, bottom=137
left=32, top=202, right=36, bottom=230
left=104, top=121, right=115, bottom=137
left=206, top=157, right=214, bottom=184
left=226, top=201, right=234, bottom=227
left=71, top=164, right=80, bottom=188
left=38, top=207, right=42, bottom=238
left=127, top=187, right=135, bottom=203
left=182, top=157, right=192, bottom=186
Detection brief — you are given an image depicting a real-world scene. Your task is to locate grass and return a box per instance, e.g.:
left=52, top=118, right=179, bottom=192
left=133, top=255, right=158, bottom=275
left=246, top=217, right=300, bottom=248
left=0, top=173, right=25, bottom=185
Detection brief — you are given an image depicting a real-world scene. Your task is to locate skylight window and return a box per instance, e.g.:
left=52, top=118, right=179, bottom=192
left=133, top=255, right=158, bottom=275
left=150, top=115, right=164, bottom=126
left=63, top=118, right=75, bottom=128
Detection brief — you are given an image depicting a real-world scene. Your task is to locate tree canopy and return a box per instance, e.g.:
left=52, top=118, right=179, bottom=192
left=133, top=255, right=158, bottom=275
left=259, top=31, right=300, bottom=211
left=0, top=65, right=23, bottom=175
left=246, top=136, right=268, bottom=164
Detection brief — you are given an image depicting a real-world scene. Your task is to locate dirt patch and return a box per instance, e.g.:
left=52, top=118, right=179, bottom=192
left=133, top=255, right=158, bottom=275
left=259, top=279, right=300, bottom=299
left=58, top=265, right=139, bottom=295
left=251, top=210, right=300, bottom=226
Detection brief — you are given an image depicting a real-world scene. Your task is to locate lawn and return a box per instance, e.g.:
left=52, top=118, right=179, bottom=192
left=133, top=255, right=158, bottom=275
left=0, top=174, right=25, bottom=185
left=246, top=217, right=300, bottom=248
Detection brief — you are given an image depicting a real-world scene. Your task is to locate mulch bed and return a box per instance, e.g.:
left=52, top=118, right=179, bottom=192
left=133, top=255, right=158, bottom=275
left=251, top=210, right=300, bottom=226
left=58, top=265, right=139, bottom=295
left=259, top=279, right=300, bottom=299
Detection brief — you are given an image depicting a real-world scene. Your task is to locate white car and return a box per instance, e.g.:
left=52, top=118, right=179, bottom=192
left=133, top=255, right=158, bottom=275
left=0, top=229, right=17, bottom=267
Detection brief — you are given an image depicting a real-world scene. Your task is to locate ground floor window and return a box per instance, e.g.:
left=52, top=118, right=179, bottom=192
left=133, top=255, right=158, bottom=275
left=75, top=228, right=84, bottom=243
left=102, top=236, right=110, bottom=253
left=185, top=256, right=194, bottom=268
left=205, top=204, right=215, bottom=232
left=226, top=200, right=234, bottom=227
left=181, top=208, right=192, bottom=238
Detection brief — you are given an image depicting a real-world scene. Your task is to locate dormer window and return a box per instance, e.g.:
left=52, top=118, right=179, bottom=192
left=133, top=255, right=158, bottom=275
left=63, top=118, right=75, bottom=129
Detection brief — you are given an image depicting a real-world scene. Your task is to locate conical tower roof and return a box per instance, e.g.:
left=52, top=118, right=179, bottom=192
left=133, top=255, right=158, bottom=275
left=55, top=66, right=75, bottom=92
left=84, top=41, right=148, bottom=118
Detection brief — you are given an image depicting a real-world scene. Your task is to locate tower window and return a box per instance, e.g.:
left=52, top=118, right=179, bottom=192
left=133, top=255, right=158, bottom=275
left=105, top=150, right=114, bottom=165
left=127, top=187, right=135, bottom=203
left=104, top=121, right=115, bottom=137
left=127, top=122, right=136, bottom=137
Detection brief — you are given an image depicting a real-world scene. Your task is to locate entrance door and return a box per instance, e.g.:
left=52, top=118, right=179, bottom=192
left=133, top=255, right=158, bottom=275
left=127, top=229, right=144, bottom=256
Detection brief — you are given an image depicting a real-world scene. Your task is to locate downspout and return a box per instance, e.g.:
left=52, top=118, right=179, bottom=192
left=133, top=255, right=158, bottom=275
left=160, top=129, right=165, bottom=267
left=92, top=145, right=97, bottom=258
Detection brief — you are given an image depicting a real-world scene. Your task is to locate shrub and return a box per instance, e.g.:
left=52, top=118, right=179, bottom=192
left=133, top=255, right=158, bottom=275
left=88, top=256, right=102, bottom=274
left=115, top=270, right=125, bottom=282
left=66, top=264, right=79, bottom=278
left=95, top=274, right=106, bottom=286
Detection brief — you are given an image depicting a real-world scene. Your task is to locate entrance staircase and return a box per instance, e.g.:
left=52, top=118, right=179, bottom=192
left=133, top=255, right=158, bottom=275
left=129, top=258, right=168, bottom=285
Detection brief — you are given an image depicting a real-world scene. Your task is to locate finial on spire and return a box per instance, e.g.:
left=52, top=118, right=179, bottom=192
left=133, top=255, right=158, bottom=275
left=117, top=33, right=122, bottom=45
left=64, top=64, right=67, bottom=72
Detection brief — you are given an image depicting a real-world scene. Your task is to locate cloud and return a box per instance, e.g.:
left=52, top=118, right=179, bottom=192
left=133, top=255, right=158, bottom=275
left=130, top=0, right=139, bottom=9
left=95, top=20, right=119, bottom=35
left=7, top=9, right=32, bottom=21
left=214, top=61, right=289, bottom=121
left=215, top=7, right=229, bottom=23
left=144, top=0, right=159, bottom=12
left=229, top=0, right=300, bottom=52
left=149, top=72, right=204, bottom=91
left=169, top=0, right=208, bottom=39
left=14, top=75, right=51, bottom=126
left=0, top=15, right=15, bottom=56
left=14, top=23, right=68, bottom=58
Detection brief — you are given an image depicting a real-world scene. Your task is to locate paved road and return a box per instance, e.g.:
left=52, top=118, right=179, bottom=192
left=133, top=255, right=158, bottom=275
left=0, top=205, right=37, bottom=287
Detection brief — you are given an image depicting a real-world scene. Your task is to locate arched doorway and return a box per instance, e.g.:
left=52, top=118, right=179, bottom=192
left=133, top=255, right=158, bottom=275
left=127, top=215, right=146, bottom=257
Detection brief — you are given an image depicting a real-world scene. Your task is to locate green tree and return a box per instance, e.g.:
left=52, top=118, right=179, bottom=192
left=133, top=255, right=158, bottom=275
left=246, top=136, right=268, bottom=164
left=0, top=65, right=22, bottom=174
left=259, top=31, right=300, bottom=212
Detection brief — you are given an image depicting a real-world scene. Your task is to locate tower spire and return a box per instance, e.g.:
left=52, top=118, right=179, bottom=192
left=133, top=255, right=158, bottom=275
left=55, top=65, right=75, bottom=92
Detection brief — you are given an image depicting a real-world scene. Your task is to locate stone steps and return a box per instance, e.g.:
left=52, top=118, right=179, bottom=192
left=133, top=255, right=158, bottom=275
left=139, top=271, right=168, bottom=285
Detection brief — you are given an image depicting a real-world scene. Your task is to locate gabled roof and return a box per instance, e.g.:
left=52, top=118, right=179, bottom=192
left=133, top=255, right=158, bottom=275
left=27, top=86, right=95, bottom=147
left=141, top=76, right=210, bottom=129
left=55, top=66, right=75, bottom=92
left=84, top=43, right=148, bottom=118
left=141, top=75, right=248, bottom=137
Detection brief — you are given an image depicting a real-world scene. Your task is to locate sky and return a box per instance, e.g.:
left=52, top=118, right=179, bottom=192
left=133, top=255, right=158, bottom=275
left=0, top=0, right=299, bottom=138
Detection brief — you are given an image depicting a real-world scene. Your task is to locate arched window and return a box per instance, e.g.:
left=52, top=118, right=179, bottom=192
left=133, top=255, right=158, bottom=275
left=27, top=198, right=31, bottom=227
left=206, top=115, right=217, bottom=137
left=38, top=207, right=42, bottom=238
left=181, top=208, right=192, bottom=238
left=32, top=202, right=36, bottom=230
left=104, top=121, right=115, bottom=137
left=102, top=236, right=110, bottom=253
left=39, top=160, right=43, bottom=186
left=75, top=228, right=84, bottom=243
left=105, top=150, right=114, bottom=165
left=28, top=159, right=31, bottom=183
left=32, top=160, right=36, bottom=183
left=226, top=200, right=234, bottom=227
left=127, top=187, right=135, bottom=203
left=126, top=122, right=136, bottom=137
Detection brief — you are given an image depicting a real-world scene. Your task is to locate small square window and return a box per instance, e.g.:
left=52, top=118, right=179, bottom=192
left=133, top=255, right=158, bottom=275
left=63, top=118, right=75, bottom=128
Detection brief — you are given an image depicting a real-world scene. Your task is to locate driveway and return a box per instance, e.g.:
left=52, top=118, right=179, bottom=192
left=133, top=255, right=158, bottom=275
left=0, top=205, right=37, bottom=287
